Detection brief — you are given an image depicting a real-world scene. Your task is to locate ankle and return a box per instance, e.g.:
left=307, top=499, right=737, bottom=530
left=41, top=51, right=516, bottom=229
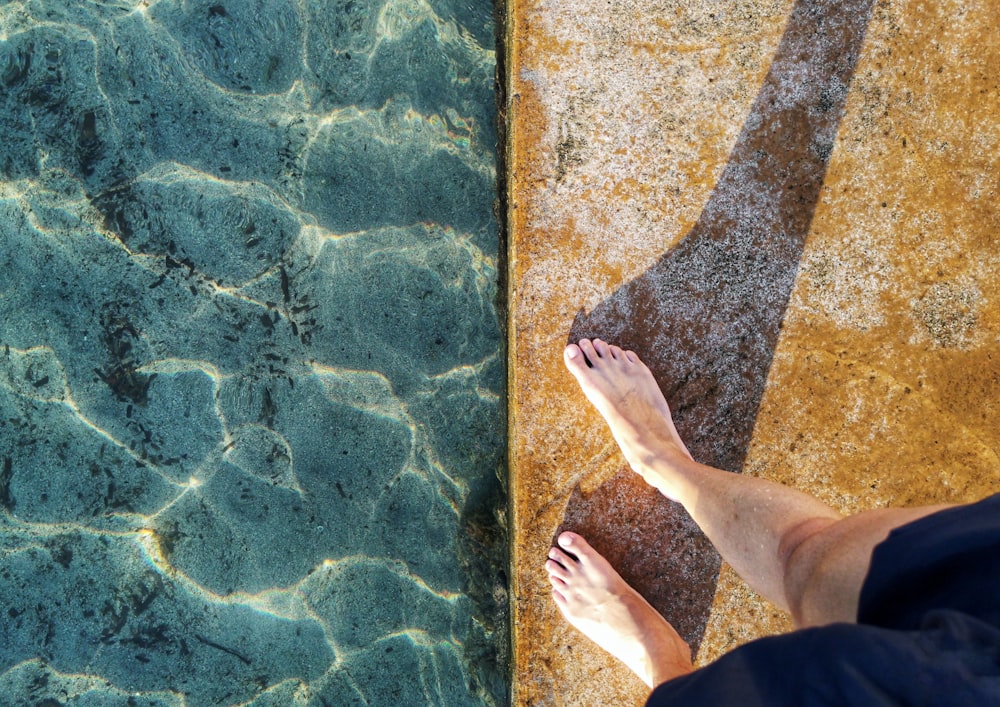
left=642, top=615, right=694, bottom=688
left=649, top=650, right=694, bottom=689
left=623, top=439, right=693, bottom=495
left=621, top=426, right=687, bottom=465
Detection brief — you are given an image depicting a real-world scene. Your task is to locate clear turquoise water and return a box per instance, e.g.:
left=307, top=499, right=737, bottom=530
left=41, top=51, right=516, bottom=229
left=0, top=0, right=506, bottom=704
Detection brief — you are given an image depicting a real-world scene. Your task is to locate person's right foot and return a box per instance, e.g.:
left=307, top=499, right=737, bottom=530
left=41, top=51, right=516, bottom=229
left=564, top=338, right=692, bottom=500
left=546, top=531, right=694, bottom=688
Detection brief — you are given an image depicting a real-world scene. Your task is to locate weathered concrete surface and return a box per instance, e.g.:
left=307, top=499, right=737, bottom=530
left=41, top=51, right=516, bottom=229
left=507, top=0, right=1000, bottom=703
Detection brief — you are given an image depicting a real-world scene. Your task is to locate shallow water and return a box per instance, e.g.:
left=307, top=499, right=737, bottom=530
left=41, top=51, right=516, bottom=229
left=0, top=0, right=506, bottom=704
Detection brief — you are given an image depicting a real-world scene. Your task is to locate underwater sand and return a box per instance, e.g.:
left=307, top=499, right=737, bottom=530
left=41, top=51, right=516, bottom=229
left=0, top=0, right=506, bottom=704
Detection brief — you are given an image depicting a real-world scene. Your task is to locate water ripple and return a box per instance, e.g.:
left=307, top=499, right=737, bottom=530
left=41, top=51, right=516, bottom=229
left=0, top=0, right=506, bottom=702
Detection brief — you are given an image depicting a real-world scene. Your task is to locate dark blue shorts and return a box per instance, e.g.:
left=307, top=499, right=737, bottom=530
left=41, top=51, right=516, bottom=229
left=647, top=494, right=1000, bottom=706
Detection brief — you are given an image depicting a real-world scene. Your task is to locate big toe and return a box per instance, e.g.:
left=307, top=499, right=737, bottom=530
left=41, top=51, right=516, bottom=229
left=558, top=531, right=601, bottom=566
left=564, top=343, right=591, bottom=376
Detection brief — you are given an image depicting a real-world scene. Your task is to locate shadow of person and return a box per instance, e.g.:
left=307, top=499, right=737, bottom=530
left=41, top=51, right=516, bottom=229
left=559, top=0, right=876, bottom=655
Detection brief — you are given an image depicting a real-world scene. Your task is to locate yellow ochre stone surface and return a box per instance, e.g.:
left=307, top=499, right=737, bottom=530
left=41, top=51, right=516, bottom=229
left=507, top=0, right=1000, bottom=704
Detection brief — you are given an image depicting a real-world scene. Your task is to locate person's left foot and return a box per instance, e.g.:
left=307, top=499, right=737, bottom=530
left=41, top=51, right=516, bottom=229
left=546, top=531, right=694, bottom=688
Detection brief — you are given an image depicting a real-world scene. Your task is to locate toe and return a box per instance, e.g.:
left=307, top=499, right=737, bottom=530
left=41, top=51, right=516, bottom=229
left=564, top=343, right=592, bottom=375
left=557, top=531, right=578, bottom=548
left=545, top=556, right=571, bottom=580
left=592, top=339, right=611, bottom=358
left=559, top=531, right=598, bottom=567
left=558, top=530, right=583, bottom=548
left=577, top=339, right=600, bottom=366
left=548, top=545, right=578, bottom=571
left=624, top=349, right=638, bottom=363
left=609, top=345, right=623, bottom=360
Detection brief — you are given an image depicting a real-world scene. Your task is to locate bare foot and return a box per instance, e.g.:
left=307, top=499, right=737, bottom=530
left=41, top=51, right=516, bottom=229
left=564, top=338, right=692, bottom=498
left=546, top=531, right=694, bottom=688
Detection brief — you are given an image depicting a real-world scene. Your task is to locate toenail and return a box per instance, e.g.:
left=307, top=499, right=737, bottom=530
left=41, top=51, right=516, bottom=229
left=566, top=346, right=579, bottom=359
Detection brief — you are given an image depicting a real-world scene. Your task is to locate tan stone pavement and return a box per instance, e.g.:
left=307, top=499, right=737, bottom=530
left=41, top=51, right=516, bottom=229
left=506, top=0, right=1000, bottom=703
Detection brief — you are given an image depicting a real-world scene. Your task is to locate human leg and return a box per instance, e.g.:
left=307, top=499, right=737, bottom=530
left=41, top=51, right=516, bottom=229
left=778, top=503, right=953, bottom=625
left=564, top=338, right=954, bottom=626
left=545, top=530, right=694, bottom=688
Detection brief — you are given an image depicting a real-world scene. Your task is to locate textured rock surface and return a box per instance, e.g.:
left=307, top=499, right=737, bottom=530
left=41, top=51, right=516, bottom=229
left=507, top=0, right=1000, bottom=703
